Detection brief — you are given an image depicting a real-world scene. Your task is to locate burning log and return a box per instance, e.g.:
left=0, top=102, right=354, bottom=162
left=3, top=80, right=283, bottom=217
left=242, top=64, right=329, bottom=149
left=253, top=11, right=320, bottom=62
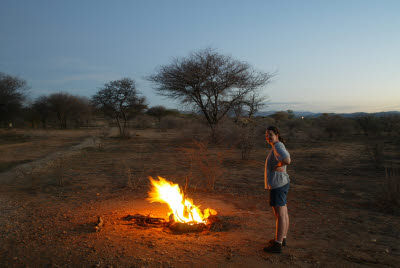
left=122, top=176, right=220, bottom=233
left=147, top=176, right=217, bottom=223
left=168, top=222, right=206, bottom=232
left=122, top=214, right=166, bottom=227
left=122, top=212, right=221, bottom=233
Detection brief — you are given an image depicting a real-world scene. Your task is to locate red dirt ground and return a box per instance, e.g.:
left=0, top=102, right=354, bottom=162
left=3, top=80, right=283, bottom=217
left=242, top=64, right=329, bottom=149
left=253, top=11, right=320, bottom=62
left=0, top=129, right=399, bottom=267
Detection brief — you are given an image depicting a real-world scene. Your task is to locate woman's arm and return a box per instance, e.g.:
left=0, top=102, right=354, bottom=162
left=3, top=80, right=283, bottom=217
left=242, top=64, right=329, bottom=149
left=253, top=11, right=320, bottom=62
left=274, top=156, right=291, bottom=171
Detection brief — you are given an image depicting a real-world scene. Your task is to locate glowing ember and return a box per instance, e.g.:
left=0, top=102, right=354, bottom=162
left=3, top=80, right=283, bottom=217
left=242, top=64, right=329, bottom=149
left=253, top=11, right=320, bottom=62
left=147, top=176, right=217, bottom=224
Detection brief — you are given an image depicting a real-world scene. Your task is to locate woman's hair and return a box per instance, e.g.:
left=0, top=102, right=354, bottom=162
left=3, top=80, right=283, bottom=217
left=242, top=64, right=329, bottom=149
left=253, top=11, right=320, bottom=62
left=267, top=126, right=285, bottom=144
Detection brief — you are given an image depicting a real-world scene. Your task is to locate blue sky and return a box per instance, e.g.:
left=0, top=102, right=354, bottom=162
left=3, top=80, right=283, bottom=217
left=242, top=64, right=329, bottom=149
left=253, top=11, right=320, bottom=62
left=1, top=0, right=399, bottom=113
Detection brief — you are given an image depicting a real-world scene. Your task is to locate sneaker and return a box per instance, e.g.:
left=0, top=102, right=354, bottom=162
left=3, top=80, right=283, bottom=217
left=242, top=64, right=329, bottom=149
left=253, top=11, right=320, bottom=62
left=263, top=241, right=282, bottom=253
left=268, top=238, right=286, bottom=247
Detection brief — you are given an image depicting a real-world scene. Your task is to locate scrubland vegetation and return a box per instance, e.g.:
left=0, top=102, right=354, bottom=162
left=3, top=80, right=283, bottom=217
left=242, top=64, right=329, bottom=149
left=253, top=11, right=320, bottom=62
left=1, top=50, right=399, bottom=266
left=1, top=109, right=399, bottom=266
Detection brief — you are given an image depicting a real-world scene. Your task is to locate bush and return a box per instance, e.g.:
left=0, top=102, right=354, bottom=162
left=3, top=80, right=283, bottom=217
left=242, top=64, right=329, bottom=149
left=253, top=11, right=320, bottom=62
left=235, top=122, right=265, bottom=160
left=175, top=120, right=210, bottom=144
left=181, top=141, right=224, bottom=191
left=366, top=141, right=385, bottom=169
left=356, top=115, right=383, bottom=137
left=122, top=160, right=145, bottom=190
left=129, top=115, right=155, bottom=129
left=379, top=165, right=400, bottom=214
left=158, top=115, right=184, bottom=132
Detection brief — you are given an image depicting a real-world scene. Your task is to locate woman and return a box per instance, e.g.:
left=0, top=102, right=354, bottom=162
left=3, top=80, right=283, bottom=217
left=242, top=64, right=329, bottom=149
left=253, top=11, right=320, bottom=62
left=263, top=126, right=291, bottom=254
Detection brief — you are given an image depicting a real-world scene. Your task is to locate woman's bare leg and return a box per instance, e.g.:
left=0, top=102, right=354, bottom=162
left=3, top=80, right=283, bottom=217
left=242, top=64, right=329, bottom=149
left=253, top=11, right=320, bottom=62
left=284, top=206, right=289, bottom=238
left=273, top=206, right=287, bottom=242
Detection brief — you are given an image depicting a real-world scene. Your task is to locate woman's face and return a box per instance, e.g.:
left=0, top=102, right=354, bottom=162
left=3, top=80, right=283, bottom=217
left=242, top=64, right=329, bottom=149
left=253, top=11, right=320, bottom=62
left=265, top=130, right=279, bottom=145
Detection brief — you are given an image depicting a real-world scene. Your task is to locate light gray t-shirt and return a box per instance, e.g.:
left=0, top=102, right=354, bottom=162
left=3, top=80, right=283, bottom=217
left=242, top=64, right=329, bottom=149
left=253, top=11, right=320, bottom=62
left=265, top=141, right=290, bottom=189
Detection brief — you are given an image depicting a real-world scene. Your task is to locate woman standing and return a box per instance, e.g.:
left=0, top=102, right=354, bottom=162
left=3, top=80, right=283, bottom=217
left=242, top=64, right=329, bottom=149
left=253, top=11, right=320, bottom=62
left=263, top=126, right=291, bottom=254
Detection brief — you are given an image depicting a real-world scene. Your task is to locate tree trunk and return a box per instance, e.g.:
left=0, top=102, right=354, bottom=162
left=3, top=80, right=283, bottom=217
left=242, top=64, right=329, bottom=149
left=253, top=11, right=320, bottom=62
left=122, top=111, right=128, bottom=138
left=57, top=112, right=63, bottom=129
left=116, top=116, right=123, bottom=137
left=210, top=124, right=218, bottom=144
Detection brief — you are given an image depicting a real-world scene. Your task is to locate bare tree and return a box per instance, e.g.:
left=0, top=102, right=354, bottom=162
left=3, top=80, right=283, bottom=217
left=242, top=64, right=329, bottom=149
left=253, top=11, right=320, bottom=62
left=230, top=92, right=268, bottom=123
left=32, top=96, right=51, bottom=128
left=70, top=96, right=92, bottom=128
left=148, top=48, right=272, bottom=142
left=92, top=78, right=147, bottom=137
left=0, top=72, right=29, bottom=126
left=33, top=93, right=92, bottom=129
left=245, top=92, right=268, bottom=118
left=230, top=96, right=246, bottom=123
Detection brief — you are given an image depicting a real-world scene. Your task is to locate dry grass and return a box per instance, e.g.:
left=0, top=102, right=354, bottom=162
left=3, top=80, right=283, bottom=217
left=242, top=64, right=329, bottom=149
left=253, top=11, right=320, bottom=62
left=1, top=126, right=400, bottom=267
left=380, top=164, right=400, bottom=214
left=14, top=156, right=68, bottom=192
left=366, top=140, right=385, bottom=169
left=121, top=160, right=145, bottom=190
left=181, top=140, right=224, bottom=191
left=0, top=129, right=99, bottom=173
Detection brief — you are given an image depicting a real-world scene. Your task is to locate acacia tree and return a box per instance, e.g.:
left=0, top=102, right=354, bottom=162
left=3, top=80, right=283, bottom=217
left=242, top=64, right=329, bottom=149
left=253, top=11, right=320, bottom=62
left=47, top=93, right=72, bottom=129
left=92, top=78, right=147, bottom=137
left=146, top=105, right=180, bottom=122
left=246, top=92, right=268, bottom=118
left=32, top=96, right=51, bottom=128
left=0, top=72, right=29, bottom=126
left=231, top=92, right=268, bottom=123
left=148, top=48, right=272, bottom=142
left=44, top=93, right=91, bottom=129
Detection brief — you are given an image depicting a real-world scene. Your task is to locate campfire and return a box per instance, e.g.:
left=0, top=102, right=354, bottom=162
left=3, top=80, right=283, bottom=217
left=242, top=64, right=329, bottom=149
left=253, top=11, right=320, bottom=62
left=123, top=176, right=219, bottom=232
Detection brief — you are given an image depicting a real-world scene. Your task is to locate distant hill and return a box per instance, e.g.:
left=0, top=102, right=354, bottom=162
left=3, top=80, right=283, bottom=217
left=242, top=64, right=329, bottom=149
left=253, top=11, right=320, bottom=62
left=255, top=110, right=400, bottom=118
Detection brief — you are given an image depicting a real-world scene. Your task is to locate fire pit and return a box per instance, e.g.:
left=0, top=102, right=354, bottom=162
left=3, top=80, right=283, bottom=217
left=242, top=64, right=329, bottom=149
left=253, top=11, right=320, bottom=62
left=167, top=215, right=220, bottom=233
left=123, top=176, right=219, bottom=233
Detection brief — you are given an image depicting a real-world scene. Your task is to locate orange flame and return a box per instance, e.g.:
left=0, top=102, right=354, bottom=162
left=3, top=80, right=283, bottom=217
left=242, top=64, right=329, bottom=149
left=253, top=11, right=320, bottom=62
left=147, top=176, right=217, bottom=223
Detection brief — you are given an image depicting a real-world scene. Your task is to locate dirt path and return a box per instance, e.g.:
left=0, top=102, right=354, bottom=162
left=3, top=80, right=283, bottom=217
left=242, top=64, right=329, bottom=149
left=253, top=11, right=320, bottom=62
left=0, top=136, right=100, bottom=185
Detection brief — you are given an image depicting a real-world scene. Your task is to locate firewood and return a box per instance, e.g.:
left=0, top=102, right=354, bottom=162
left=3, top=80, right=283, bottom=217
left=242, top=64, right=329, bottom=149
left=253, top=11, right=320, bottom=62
left=122, top=213, right=220, bottom=232
left=168, top=222, right=206, bottom=233
left=122, top=214, right=166, bottom=227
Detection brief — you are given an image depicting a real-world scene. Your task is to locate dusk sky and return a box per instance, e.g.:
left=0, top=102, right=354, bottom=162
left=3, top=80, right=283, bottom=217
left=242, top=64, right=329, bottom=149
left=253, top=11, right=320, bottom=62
left=1, top=0, right=399, bottom=113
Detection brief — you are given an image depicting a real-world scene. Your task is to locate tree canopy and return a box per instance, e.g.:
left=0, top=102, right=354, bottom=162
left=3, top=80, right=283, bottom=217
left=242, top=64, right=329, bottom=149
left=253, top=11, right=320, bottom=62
left=146, top=105, right=180, bottom=122
left=0, top=72, right=29, bottom=125
left=92, top=78, right=147, bottom=137
left=148, top=48, right=272, bottom=141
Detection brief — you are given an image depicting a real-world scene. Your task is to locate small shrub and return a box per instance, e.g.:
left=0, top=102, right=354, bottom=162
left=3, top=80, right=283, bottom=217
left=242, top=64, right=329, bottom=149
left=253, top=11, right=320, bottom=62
left=158, top=116, right=183, bottom=132
left=182, top=141, right=224, bottom=191
left=175, top=120, right=209, bottom=144
left=129, top=115, right=155, bottom=129
left=366, top=141, right=385, bottom=169
left=217, top=119, right=265, bottom=160
left=52, top=158, right=66, bottom=187
left=379, top=165, right=400, bottom=214
left=123, top=160, right=145, bottom=190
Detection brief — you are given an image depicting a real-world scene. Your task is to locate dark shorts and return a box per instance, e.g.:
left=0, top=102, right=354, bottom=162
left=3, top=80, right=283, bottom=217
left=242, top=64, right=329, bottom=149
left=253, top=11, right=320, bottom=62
left=269, top=183, right=290, bottom=207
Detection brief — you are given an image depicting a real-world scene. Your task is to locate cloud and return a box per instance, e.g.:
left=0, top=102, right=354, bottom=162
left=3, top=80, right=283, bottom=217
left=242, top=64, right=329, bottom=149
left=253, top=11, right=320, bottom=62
left=263, top=100, right=400, bottom=113
left=267, top=101, right=305, bottom=105
left=32, top=73, right=121, bottom=86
